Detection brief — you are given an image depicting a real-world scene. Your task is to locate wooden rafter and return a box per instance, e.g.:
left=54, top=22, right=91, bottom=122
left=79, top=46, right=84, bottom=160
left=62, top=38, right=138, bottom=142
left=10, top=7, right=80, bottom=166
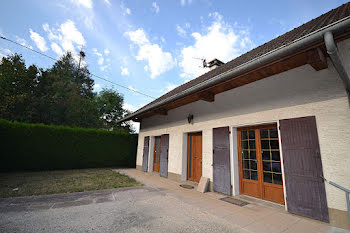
left=307, top=47, right=328, bottom=71
left=198, top=91, right=215, bottom=102
left=154, top=108, right=168, bottom=116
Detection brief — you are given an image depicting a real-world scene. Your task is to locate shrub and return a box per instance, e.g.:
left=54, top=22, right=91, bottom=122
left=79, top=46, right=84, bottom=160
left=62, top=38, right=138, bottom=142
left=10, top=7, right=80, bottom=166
left=0, top=119, right=138, bottom=171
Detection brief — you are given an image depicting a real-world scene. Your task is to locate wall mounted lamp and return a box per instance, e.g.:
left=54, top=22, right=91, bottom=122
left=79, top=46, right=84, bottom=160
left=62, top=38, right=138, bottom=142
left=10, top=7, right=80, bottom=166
left=187, top=114, right=194, bottom=124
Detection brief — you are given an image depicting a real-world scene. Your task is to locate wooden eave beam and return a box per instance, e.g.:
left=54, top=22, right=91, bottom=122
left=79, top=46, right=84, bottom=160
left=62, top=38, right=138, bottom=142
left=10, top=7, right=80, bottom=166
left=198, top=91, right=215, bottom=102
left=153, top=108, right=168, bottom=115
left=137, top=50, right=310, bottom=120
left=307, top=47, right=328, bottom=71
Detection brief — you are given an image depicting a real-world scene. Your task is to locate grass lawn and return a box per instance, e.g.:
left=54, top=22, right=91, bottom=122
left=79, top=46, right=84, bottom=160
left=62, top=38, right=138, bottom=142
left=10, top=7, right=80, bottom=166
left=0, top=168, right=142, bottom=198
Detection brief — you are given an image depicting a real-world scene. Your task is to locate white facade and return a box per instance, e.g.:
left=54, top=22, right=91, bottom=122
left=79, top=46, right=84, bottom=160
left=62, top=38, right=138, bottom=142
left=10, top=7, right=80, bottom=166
left=136, top=39, right=350, bottom=214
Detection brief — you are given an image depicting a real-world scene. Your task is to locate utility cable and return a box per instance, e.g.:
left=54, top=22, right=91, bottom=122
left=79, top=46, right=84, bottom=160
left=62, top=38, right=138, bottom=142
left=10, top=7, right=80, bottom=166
left=0, top=35, right=156, bottom=99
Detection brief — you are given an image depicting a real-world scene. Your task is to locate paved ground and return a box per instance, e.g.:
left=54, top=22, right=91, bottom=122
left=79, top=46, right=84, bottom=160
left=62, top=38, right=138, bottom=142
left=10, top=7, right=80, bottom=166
left=0, top=169, right=348, bottom=233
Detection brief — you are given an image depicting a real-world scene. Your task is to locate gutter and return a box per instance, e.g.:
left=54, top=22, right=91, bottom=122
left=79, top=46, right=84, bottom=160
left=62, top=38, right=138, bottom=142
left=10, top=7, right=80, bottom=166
left=118, top=16, right=350, bottom=123
left=324, top=31, right=350, bottom=105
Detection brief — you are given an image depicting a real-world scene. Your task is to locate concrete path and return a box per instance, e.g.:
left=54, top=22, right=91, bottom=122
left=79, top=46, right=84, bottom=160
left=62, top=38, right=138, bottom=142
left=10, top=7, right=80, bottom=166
left=0, top=169, right=348, bottom=233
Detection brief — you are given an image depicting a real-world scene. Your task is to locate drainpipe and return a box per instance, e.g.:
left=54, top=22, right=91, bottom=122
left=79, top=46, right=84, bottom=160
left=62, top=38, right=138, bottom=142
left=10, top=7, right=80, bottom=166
left=324, top=31, right=350, bottom=105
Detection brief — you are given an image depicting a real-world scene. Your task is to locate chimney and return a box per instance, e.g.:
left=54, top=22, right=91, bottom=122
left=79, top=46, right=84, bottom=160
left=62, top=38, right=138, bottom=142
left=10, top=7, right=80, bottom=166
left=207, top=58, right=224, bottom=70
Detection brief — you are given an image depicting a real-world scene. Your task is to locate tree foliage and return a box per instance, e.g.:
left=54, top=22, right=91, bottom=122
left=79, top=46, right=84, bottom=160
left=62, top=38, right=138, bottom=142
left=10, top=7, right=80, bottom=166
left=0, top=53, right=134, bottom=133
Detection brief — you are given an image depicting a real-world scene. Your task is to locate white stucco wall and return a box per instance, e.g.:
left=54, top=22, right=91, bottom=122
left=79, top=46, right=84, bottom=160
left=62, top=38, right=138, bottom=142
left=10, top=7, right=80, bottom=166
left=136, top=39, right=350, bottom=212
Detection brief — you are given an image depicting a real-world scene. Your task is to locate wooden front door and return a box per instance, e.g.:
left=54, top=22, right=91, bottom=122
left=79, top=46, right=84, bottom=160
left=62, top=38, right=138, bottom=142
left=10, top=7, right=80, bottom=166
left=280, top=116, right=329, bottom=222
left=153, top=136, right=161, bottom=172
left=238, top=124, right=285, bottom=204
left=187, top=132, right=202, bottom=182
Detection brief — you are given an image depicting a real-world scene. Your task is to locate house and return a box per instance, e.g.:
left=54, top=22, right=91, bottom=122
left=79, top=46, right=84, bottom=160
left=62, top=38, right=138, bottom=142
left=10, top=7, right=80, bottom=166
left=118, top=3, right=350, bottom=229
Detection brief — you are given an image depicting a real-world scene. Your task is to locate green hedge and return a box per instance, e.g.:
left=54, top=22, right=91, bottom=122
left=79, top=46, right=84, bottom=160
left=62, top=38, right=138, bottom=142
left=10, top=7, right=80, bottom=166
left=0, top=119, right=138, bottom=171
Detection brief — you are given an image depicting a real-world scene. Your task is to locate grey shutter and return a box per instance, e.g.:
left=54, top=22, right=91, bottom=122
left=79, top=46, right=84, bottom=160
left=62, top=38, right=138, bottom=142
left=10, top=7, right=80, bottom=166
left=213, top=126, right=231, bottom=195
left=142, top=136, right=149, bottom=172
left=279, top=116, right=329, bottom=222
left=159, top=134, right=169, bottom=178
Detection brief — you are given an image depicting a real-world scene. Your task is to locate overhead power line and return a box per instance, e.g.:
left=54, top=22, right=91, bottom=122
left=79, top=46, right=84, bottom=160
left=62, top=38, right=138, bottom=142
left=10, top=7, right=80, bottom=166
left=0, top=36, right=156, bottom=99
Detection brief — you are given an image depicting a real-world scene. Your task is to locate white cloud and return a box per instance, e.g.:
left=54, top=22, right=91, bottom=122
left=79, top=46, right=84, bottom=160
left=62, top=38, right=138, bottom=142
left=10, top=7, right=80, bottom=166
left=121, top=3, right=131, bottom=15
left=60, top=20, right=86, bottom=47
left=51, top=42, right=63, bottom=56
left=123, top=103, right=137, bottom=112
left=180, top=0, right=193, bottom=6
left=159, top=83, right=180, bottom=94
left=16, top=36, right=33, bottom=49
left=42, top=20, right=86, bottom=62
left=152, top=2, right=160, bottom=14
left=92, top=48, right=111, bottom=70
left=99, top=65, right=108, bottom=71
left=176, top=25, right=186, bottom=37
left=93, top=48, right=102, bottom=57
left=93, top=83, right=101, bottom=91
left=126, top=29, right=149, bottom=45
left=0, top=48, right=12, bottom=59
left=98, top=57, right=104, bottom=65
left=179, top=12, right=254, bottom=79
left=43, top=23, right=61, bottom=41
left=104, top=0, right=111, bottom=6
left=29, top=29, right=48, bottom=52
left=166, top=83, right=179, bottom=92
left=122, top=103, right=140, bottom=132
left=70, top=0, right=93, bottom=9
left=125, top=28, right=176, bottom=78
left=121, top=67, right=130, bottom=76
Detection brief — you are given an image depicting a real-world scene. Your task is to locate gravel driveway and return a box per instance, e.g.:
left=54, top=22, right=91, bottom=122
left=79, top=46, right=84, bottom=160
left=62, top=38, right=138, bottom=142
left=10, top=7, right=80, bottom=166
left=0, top=186, right=246, bottom=233
left=0, top=169, right=348, bottom=233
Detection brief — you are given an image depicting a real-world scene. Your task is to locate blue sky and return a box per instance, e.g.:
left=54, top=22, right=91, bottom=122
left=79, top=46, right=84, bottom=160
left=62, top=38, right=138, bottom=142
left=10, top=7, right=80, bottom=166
left=0, top=0, right=348, bottom=130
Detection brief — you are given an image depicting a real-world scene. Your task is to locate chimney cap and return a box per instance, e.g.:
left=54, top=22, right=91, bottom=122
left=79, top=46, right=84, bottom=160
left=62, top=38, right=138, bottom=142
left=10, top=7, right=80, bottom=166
left=208, top=58, right=224, bottom=70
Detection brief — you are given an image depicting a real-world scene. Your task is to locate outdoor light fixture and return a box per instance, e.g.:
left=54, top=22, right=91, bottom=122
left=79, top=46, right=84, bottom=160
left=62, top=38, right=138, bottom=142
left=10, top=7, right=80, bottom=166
left=187, top=114, right=194, bottom=124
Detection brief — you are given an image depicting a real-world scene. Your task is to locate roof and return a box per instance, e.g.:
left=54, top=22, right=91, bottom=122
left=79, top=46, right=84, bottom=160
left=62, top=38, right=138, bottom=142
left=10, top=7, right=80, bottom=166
left=127, top=2, right=350, bottom=121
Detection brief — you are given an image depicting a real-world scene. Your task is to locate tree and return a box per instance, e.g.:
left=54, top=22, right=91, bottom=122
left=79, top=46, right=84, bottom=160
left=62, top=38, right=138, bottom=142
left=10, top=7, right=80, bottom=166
left=95, top=88, right=134, bottom=133
left=0, top=52, right=135, bottom=133
left=0, top=54, right=39, bottom=122
left=42, top=52, right=98, bottom=127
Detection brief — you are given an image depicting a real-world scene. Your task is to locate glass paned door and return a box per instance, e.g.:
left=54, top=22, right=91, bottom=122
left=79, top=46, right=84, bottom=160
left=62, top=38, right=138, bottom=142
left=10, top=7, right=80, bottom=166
left=260, top=128, right=282, bottom=185
left=238, top=124, right=285, bottom=204
left=241, top=130, right=258, bottom=181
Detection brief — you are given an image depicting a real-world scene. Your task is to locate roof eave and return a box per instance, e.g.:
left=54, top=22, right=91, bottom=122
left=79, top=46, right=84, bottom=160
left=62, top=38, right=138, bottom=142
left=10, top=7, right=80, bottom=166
left=118, top=16, right=350, bottom=124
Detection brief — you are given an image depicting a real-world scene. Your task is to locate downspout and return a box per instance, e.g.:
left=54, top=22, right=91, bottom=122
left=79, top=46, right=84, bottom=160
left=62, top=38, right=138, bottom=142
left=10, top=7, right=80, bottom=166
left=324, top=31, right=350, bottom=105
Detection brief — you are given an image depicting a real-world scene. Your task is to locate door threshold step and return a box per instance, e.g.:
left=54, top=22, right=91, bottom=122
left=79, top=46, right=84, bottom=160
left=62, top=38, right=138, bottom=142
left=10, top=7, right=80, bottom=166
left=220, top=197, right=249, bottom=206
left=180, top=184, right=194, bottom=189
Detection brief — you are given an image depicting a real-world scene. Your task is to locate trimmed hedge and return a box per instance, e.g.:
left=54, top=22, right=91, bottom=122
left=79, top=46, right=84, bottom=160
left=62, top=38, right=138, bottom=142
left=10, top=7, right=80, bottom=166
left=0, top=119, right=138, bottom=171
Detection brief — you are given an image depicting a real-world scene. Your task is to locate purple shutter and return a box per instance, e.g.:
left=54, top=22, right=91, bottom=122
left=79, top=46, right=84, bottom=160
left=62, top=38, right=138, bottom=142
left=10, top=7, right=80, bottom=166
left=142, top=136, right=149, bottom=172
left=213, top=127, right=231, bottom=195
left=159, top=134, right=169, bottom=177
left=279, top=116, right=329, bottom=222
